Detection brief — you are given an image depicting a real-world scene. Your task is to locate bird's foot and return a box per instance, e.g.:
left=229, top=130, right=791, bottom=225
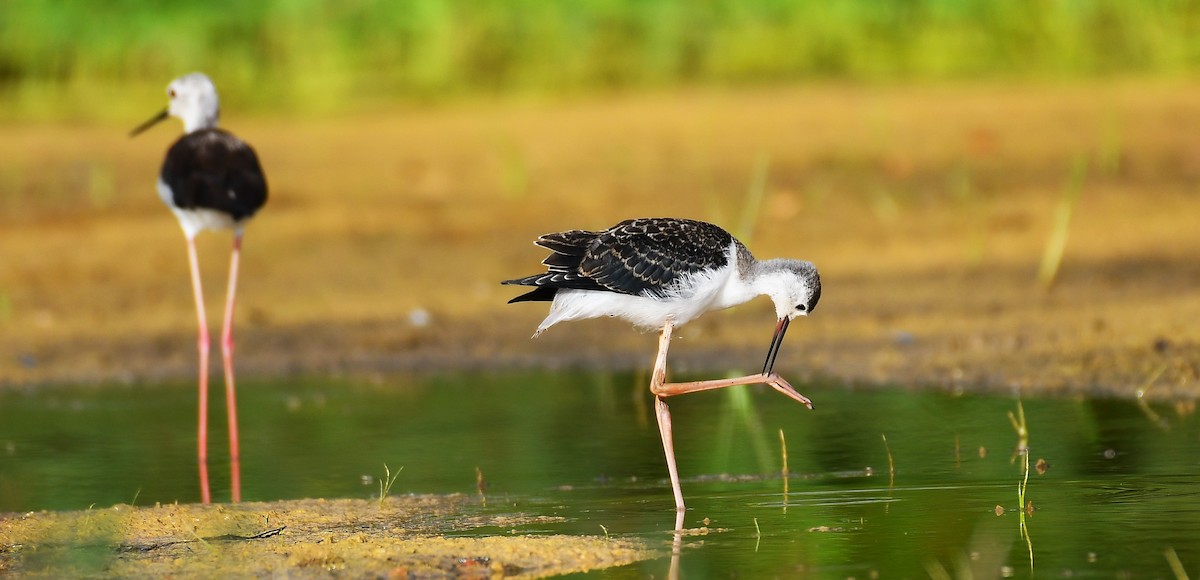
left=765, top=373, right=814, bottom=409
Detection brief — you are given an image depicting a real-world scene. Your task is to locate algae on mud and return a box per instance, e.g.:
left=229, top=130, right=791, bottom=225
left=0, top=496, right=653, bottom=577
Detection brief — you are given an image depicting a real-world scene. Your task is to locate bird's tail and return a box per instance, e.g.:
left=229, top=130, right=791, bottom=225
left=502, top=283, right=557, bottom=304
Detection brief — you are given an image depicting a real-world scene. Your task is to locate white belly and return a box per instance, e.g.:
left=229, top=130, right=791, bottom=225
left=158, top=177, right=239, bottom=238
left=171, top=207, right=238, bottom=238
left=535, top=290, right=707, bottom=334
left=533, top=257, right=757, bottom=335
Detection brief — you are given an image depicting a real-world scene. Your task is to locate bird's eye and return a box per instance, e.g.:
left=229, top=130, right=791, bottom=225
left=796, top=304, right=807, bottom=312
left=168, top=89, right=177, bottom=98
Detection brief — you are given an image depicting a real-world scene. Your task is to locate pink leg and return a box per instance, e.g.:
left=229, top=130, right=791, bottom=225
left=185, top=235, right=212, bottom=504
left=647, top=319, right=813, bottom=514
left=650, top=320, right=687, bottom=513
left=655, top=396, right=686, bottom=513
left=653, top=373, right=813, bottom=409
left=221, top=232, right=244, bottom=503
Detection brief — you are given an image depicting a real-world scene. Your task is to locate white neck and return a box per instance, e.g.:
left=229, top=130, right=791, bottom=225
left=181, top=110, right=218, bottom=133
left=745, top=258, right=796, bottom=315
left=713, top=247, right=761, bottom=310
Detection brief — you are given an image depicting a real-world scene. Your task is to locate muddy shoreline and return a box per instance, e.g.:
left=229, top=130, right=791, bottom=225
left=3, top=82, right=1199, bottom=400
left=3, top=82, right=1200, bottom=578
left=0, top=496, right=655, bottom=577
left=5, top=299, right=1197, bottom=402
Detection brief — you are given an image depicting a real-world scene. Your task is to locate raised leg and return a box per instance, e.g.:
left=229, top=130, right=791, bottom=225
left=652, top=372, right=813, bottom=409
left=646, top=319, right=813, bottom=514
left=221, top=232, right=244, bottom=503
left=185, top=235, right=212, bottom=505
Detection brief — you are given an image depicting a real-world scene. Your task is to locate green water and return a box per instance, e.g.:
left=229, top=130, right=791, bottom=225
left=2, top=373, right=1198, bottom=577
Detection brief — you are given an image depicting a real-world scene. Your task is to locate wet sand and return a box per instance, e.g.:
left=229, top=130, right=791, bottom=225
left=0, top=496, right=654, bottom=577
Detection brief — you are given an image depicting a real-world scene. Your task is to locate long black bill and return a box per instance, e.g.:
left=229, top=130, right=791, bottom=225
left=130, top=108, right=169, bottom=137
left=761, top=317, right=791, bottom=375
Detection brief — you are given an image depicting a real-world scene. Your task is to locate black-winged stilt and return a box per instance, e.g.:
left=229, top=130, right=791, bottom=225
left=503, top=217, right=821, bottom=515
left=131, top=72, right=267, bottom=503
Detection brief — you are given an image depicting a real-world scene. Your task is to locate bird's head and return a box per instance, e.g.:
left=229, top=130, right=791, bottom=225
left=754, top=259, right=822, bottom=321
left=751, top=258, right=820, bottom=376
left=166, top=73, right=220, bottom=132
left=131, top=72, right=220, bottom=137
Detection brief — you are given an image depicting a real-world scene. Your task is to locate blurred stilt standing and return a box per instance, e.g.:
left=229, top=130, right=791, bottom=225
left=131, top=72, right=268, bottom=503
left=504, top=217, right=820, bottom=523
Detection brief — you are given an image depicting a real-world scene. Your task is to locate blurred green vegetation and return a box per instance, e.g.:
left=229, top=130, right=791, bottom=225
left=2, top=0, right=1200, bottom=119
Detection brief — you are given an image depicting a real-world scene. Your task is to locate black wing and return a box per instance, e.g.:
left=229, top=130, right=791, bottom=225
left=502, top=229, right=608, bottom=302
left=160, top=128, right=268, bottom=221
left=582, top=218, right=733, bottom=296
left=503, top=217, right=734, bottom=302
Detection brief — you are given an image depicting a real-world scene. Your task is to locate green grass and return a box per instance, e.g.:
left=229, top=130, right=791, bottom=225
left=1009, top=400, right=1034, bottom=571
left=1037, top=155, right=1088, bottom=291
left=376, top=464, right=403, bottom=508
left=1165, top=547, right=1189, bottom=580
left=4, top=0, right=1200, bottom=120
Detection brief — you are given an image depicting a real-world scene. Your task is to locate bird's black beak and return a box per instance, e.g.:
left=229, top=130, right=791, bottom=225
left=130, top=108, right=169, bottom=137
left=761, top=316, right=791, bottom=375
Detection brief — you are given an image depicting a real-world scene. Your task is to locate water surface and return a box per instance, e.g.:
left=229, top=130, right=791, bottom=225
left=2, top=373, right=1197, bottom=577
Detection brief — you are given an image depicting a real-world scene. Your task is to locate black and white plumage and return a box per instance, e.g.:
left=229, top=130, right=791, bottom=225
left=504, top=217, right=821, bottom=517
left=157, top=129, right=267, bottom=235
left=506, top=218, right=737, bottom=299
left=131, top=72, right=266, bottom=504
left=133, top=73, right=267, bottom=236
left=504, top=217, right=820, bottom=335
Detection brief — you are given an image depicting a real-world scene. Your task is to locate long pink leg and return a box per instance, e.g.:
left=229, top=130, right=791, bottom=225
left=655, top=397, right=685, bottom=512
left=185, top=235, right=212, bottom=504
left=221, top=232, right=244, bottom=503
left=647, top=319, right=813, bottom=515
left=653, top=373, right=813, bottom=408
left=650, top=320, right=687, bottom=513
